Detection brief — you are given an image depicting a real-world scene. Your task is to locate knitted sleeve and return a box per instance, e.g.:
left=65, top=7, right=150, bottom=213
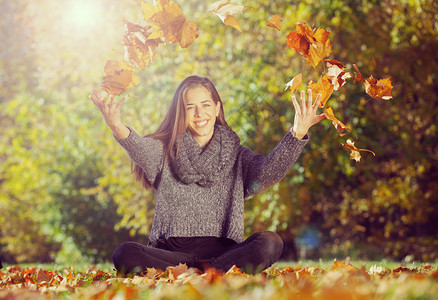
left=114, top=126, right=164, bottom=186
left=241, top=131, right=309, bottom=198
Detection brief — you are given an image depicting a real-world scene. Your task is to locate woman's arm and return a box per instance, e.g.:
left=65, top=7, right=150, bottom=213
left=242, top=133, right=308, bottom=197
left=89, top=90, right=130, bottom=139
left=243, top=89, right=325, bottom=197
left=89, top=90, right=163, bottom=185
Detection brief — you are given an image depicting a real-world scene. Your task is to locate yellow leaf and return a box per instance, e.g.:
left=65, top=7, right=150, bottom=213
left=285, top=73, right=302, bottom=93
left=267, top=15, right=282, bottom=31
left=224, top=15, right=242, bottom=32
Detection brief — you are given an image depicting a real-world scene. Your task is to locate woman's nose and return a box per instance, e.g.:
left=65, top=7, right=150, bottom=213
left=195, top=106, right=204, bottom=117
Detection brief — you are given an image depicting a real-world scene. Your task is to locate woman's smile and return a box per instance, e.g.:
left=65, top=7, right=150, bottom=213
left=195, top=120, right=208, bottom=127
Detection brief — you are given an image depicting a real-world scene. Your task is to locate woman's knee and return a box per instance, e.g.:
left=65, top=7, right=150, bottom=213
left=112, top=241, right=143, bottom=273
left=256, top=231, right=284, bottom=260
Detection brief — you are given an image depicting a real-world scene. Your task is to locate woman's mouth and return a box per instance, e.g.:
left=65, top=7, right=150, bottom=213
left=195, top=120, right=208, bottom=127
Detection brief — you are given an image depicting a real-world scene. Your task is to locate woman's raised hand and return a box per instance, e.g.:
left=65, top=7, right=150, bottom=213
left=89, top=90, right=130, bottom=139
left=291, top=89, right=326, bottom=140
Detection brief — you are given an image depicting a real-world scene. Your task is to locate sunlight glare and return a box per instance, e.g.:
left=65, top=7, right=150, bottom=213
left=64, top=0, right=102, bottom=31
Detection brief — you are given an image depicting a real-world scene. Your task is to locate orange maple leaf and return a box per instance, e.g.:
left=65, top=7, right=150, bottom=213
left=102, top=60, right=139, bottom=96
left=267, top=15, right=282, bottom=31
left=286, top=22, right=332, bottom=68
left=209, top=0, right=247, bottom=32
left=341, top=139, right=376, bottom=162
left=141, top=0, right=199, bottom=48
left=307, top=75, right=334, bottom=107
left=325, top=59, right=351, bottom=91
left=353, top=64, right=393, bottom=99
left=284, top=73, right=302, bottom=93
left=365, top=76, right=393, bottom=100
left=324, top=106, right=355, bottom=137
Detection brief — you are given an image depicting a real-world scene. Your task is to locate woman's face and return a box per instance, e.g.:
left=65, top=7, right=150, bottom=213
left=185, top=86, right=221, bottom=147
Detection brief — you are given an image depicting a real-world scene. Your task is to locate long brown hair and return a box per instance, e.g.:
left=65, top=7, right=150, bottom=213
left=133, top=75, right=229, bottom=189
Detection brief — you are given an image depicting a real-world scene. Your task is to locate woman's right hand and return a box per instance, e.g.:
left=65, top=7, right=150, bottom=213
left=89, top=90, right=130, bottom=139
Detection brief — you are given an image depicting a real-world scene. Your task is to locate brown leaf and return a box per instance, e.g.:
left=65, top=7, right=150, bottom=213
left=202, top=268, right=224, bottom=284
left=325, top=59, right=351, bottom=91
left=36, top=269, right=51, bottom=283
left=286, top=22, right=332, bottom=68
left=209, top=0, right=247, bottom=32
left=267, top=15, right=282, bottom=31
left=145, top=267, right=164, bottom=279
left=324, top=106, right=355, bottom=137
left=352, top=64, right=365, bottom=83
left=167, top=263, right=188, bottom=281
left=353, top=64, right=393, bottom=99
left=123, top=21, right=160, bottom=69
left=102, top=60, right=139, bottom=96
left=285, top=73, right=302, bottom=93
left=364, top=76, right=393, bottom=100
left=307, top=75, right=334, bottom=107
left=341, top=139, right=376, bottom=162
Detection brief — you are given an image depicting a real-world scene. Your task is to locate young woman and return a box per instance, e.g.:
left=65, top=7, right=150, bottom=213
left=89, top=75, right=325, bottom=274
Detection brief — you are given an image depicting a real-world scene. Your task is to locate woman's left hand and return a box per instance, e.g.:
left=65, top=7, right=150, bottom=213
left=291, top=89, right=326, bottom=139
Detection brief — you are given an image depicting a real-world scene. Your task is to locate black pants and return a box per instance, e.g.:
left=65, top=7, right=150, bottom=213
left=112, top=231, right=283, bottom=274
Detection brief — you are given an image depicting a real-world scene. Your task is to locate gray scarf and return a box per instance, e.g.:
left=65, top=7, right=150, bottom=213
left=171, top=125, right=241, bottom=187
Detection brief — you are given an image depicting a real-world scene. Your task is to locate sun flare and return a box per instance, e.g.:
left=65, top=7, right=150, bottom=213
left=64, top=0, right=102, bottom=31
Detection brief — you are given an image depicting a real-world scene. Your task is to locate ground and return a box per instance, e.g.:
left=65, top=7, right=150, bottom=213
left=1, top=260, right=438, bottom=299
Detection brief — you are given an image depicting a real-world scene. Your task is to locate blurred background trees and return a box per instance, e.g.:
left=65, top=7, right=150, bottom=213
left=1, top=0, right=437, bottom=264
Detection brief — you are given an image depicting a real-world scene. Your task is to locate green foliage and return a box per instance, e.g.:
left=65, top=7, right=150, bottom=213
left=1, top=0, right=437, bottom=263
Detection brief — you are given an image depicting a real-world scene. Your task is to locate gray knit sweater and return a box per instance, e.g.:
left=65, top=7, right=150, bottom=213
left=116, top=127, right=308, bottom=247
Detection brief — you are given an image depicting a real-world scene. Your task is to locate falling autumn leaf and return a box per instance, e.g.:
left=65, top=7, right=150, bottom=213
left=286, top=22, right=332, bottom=68
left=285, top=73, right=302, bottom=93
left=341, top=139, right=376, bottom=162
left=325, top=59, right=351, bottom=91
left=123, top=21, right=161, bottom=69
left=324, top=106, right=355, bottom=137
left=209, top=0, right=248, bottom=32
left=353, top=64, right=393, bottom=99
left=352, top=64, right=365, bottom=83
left=365, top=76, right=393, bottom=100
left=267, top=15, right=282, bottom=31
left=307, top=75, right=334, bottom=107
left=141, top=0, right=199, bottom=48
left=102, top=60, right=139, bottom=96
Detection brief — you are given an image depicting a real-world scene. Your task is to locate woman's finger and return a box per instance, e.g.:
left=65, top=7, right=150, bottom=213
left=116, top=96, right=127, bottom=109
left=313, top=94, right=322, bottom=111
left=292, top=94, right=301, bottom=113
left=307, top=89, right=313, bottom=111
left=300, top=90, right=307, bottom=115
left=92, top=90, right=102, bottom=102
left=109, top=94, right=114, bottom=107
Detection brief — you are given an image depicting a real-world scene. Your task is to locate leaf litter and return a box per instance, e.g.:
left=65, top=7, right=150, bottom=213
left=1, top=261, right=437, bottom=299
